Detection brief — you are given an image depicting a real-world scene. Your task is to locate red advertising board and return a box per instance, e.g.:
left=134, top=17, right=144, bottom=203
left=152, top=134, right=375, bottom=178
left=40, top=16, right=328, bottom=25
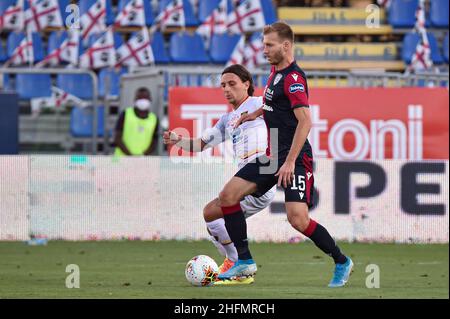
left=169, top=87, right=449, bottom=159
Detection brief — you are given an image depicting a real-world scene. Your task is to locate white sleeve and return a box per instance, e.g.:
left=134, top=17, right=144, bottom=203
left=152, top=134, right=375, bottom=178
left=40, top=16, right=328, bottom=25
left=201, top=114, right=227, bottom=147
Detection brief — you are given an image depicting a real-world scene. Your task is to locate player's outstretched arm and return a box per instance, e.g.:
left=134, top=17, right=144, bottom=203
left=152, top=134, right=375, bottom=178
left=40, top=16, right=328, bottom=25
left=163, top=130, right=207, bottom=152
left=234, top=107, right=264, bottom=128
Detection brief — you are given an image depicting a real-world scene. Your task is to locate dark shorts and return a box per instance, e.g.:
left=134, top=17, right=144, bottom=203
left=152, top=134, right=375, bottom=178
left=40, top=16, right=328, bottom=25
left=235, top=152, right=314, bottom=207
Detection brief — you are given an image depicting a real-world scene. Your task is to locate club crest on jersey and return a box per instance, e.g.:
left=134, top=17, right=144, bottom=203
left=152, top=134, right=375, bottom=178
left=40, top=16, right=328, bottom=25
left=273, top=73, right=282, bottom=85
left=289, top=83, right=304, bottom=93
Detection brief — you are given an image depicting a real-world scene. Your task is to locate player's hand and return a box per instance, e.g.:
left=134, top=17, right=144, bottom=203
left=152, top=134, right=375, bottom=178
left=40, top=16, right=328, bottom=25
left=234, top=112, right=257, bottom=128
left=163, top=130, right=181, bottom=145
left=275, top=160, right=295, bottom=188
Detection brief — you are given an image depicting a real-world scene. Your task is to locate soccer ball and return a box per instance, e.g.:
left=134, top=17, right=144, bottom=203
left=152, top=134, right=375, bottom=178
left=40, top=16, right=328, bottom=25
left=185, top=255, right=219, bottom=287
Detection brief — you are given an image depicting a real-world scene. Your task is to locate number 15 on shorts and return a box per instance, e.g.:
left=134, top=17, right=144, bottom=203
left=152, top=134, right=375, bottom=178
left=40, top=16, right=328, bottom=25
left=290, top=175, right=305, bottom=191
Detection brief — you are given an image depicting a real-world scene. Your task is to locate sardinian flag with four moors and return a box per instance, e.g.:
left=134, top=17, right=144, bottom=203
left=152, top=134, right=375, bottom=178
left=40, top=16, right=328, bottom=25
left=115, top=27, right=154, bottom=67
left=24, top=0, right=63, bottom=32
left=227, top=0, right=265, bottom=34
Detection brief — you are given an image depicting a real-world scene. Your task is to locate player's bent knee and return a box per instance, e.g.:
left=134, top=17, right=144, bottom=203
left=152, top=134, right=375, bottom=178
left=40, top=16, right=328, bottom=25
left=287, top=208, right=310, bottom=233
left=218, top=190, right=240, bottom=207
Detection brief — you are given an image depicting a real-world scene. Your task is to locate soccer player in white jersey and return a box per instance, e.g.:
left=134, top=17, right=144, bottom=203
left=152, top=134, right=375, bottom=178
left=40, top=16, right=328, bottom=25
left=163, top=64, right=276, bottom=285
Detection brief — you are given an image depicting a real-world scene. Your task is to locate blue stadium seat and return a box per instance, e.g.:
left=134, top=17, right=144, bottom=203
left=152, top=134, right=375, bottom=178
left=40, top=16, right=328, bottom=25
left=87, top=32, right=124, bottom=49
left=169, top=32, right=209, bottom=63
left=15, top=74, right=52, bottom=99
left=70, top=106, right=106, bottom=137
left=151, top=31, right=170, bottom=63
left=79, top=0, right=114, bottom=25
left=57, top=74, right=94, bottom=100
left=6, top=32, right=44, bottom=62
left=388, top=0, right=418, bottom=28
left=260, top=0, right=277, bottom=25
left=47, top=31, right=68, bottom=54
left=209, top=33, right=241, bottom=63
left=46, top=31, right=85, bottom=62
left=402, top=32, right=444, bottom=64
left=0, top=1, right=16, bottom=14
left=117, top=0, right=154, bottom=25
left=430, top=0, right=449, bottom=28
left=198, top=0, right=233, bottom=22
left=98, top=68, right=126, bottom=98
left=444, top=33, right=449, bottom=63
left=158, top=0, right=199, bottom=26
left=0, top=41, right=7, bottom=63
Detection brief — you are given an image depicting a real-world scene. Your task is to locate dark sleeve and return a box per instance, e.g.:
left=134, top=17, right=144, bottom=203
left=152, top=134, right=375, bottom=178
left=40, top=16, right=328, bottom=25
left=283, top=71, right=309, bottom=109
left=115, top=111, right=125, bottom=131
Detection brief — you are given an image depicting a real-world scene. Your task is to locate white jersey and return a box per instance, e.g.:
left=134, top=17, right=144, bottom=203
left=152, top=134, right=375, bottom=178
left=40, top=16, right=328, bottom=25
left=201, top=96, right=267, bottom=169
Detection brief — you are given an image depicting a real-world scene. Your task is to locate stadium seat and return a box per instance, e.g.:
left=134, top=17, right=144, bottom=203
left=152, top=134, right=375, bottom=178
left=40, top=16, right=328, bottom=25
left=260, top=0, right=277, bottom=25
left=209, top=33, right=241, bottom=63
left=197, top=0, right=233, bottom=22
left=98, top=68, right=126, bottom=98
left=6, top=32, right=44, bottom=62
left=46, top=31, right=85, bottom=63
left=56, top=74, right=94, bottom=100
left=70, top=106, right=107, bottom=137
left=117, top=0, right=154, bottom=25
left=0, top=41, right=7, bottom=63
left=79, top=0, right=114, bottom=25
left=0, top=0, right=16, bottom=14
left=444, top=34, right=449, bottom=63
left=87, top=32, right=124, bottom=49
left=430, top=0, right=449, bottom=28
left=158, top=0, right=199, bottom=26
left=388, top=0, right=418, bottom=28
left=169, top=32, right=209, bottom=63
left=151, top=32, right=170, bottom=63
left=402, top=32, right=443, bottom=64
left=15, top=74, right=52, bottom=99
left=47, top=31, right=68, bottom=54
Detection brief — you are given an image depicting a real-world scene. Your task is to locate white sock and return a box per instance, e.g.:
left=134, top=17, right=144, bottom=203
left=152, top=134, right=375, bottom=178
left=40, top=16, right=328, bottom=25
left=206, top=219, right=238, bottom=262
left=209, top=236, right=227, bottom=257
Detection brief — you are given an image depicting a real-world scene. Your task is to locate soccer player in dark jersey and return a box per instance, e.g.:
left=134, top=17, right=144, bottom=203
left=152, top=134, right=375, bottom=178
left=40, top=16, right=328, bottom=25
left=216, top=22, right=353, bottom=287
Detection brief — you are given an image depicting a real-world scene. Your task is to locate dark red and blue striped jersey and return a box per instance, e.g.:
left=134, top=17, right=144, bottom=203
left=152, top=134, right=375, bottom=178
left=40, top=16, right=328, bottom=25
left=262, top=61, right=312, bottom=159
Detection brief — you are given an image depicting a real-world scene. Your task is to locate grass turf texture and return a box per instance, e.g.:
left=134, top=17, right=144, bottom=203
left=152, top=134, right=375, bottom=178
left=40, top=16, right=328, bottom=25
left=0, top=241, right=447, bottom=299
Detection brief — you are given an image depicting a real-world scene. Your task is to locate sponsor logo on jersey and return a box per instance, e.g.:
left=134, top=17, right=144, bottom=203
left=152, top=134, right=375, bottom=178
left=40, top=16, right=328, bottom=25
left=273, top=73, right=283, bottom=85
left=262, top=104, right=273, bottom=112
left=292, top=73, right=298, bottom=81
left=289, top=83, right=304, bottom=93
left=265, top=87, right=274, bottom=101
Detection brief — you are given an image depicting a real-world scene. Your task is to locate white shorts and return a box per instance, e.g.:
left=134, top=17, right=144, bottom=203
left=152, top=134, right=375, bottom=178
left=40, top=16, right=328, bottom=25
left=240, top=186, right=276, bottom=218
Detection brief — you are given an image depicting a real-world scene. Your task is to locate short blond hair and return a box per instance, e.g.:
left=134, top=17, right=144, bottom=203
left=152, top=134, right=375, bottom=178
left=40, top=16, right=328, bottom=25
left=263, top=21, right=294, bottom=43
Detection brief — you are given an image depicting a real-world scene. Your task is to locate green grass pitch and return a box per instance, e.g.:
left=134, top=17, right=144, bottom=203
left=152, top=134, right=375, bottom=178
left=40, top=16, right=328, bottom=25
left=0, top=241, right=448, bottom=299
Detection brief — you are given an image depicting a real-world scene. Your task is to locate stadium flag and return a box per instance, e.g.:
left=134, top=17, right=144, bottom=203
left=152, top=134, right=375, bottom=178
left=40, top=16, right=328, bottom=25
left=226, top=35, right=246, bottom=66
left=150, top=0, right=185, bottom=32
left=115, top=27, right=154, bottom=67
left=0, top=0, right=24, bottom=31
left=80, top=0, right=106, bottom=42
left=227, top=0, right=265, bottom=34
left=244, top=32, right=265, bottom=69
left=114, top=0, right=146, bottom=27
left=36, top=29, right=80, bottom=67
left=24, top=0, right=63, bottom=32
left=196, top=0, right=227, bottom=48
left=31, top=85, right=89, bottom=114
left=408, top=0, right=433, bottom=73
left=4, top=30, right=34, bottom=66
left=79, top=27, right=115, bottom=69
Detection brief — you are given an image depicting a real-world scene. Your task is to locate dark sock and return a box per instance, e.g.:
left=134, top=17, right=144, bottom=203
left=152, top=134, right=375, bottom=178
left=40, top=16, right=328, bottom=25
left=303, top=219, right=347, bottom=264
left=222, top=203, right=252, bottom=260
